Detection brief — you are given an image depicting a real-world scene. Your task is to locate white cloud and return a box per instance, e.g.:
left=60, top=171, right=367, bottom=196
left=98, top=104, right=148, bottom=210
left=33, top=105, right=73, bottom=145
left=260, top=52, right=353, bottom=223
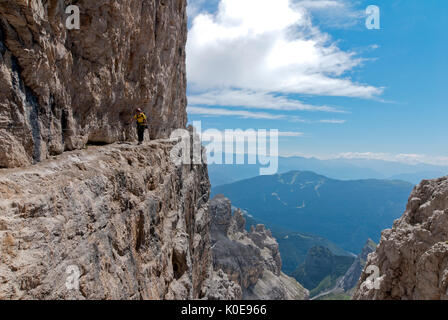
left=202, top=130, right=304, bottom=141
left=294, top=0, right=366, bottom=28
left=295, top=0, right=344, bottom=10
left=188, top=89, right=345, bottom=113
left=279, top=151, right=448, bottom=166
left=188, top=106, right=287, bottom=120
left=336, top=152, right=448, bottom=166
left=278, top=131, right=305, bottom=137
left=318, top=119, right=347, bottom=124
left=187, top=0, right=382, bottom=99
left=188, top=106, right=346, bottom=124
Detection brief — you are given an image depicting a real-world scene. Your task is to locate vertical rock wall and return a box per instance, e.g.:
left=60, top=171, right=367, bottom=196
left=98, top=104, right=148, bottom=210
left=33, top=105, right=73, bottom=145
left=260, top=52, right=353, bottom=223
left=0, top=0, right=188, bottom=168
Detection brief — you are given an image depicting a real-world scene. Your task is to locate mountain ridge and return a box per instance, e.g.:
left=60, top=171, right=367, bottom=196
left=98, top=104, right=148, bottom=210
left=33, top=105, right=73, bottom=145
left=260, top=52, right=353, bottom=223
left=213, top=170, right=413, bottom=253
left=208, top=155, right=448, bottom=186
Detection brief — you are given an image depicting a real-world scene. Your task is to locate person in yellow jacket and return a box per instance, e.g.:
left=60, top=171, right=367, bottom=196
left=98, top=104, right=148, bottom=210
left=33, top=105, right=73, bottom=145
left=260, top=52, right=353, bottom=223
left=133, top=108, right=148, bottom=145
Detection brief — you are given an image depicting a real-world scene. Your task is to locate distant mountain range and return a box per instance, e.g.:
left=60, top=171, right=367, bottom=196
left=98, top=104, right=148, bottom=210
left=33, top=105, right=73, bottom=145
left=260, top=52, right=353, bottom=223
left=212, top=171, right=414, bottom=253
left=208, top=155, right=448, bottom=187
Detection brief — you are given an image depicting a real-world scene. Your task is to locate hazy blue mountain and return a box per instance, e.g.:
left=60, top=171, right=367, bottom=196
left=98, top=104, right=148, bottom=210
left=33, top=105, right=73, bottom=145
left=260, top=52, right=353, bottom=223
left=277, top=157, right=384, bottom=180
left=208, top=163, right=261, bottom=186
left=242, top=213, right=353, bottom=274
left=212, top=171, right=414, bottom=253
left=208, top=155, right=448, bottom=187
left=344, top=159, right=448, bottom=178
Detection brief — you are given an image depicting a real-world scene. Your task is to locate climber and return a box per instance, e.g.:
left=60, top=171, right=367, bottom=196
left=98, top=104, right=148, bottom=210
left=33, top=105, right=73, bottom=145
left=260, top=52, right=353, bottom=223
left=133, top=108, right=148, bottom=145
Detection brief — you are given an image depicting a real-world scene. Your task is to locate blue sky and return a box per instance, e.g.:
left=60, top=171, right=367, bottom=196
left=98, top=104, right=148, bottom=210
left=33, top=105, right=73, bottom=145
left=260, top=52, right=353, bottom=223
left=186, top=0, right=448, bottom=165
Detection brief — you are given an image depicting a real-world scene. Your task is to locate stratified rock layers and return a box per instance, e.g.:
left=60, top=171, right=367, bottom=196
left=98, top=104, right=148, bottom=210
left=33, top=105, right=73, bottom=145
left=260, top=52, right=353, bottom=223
left=354, top=177, right=448, bottom=300
left=0, top=0, right=187, bottom=168
left=209, top=195, right=309, bottom=300
left=0, top=141, right=212, bottom=300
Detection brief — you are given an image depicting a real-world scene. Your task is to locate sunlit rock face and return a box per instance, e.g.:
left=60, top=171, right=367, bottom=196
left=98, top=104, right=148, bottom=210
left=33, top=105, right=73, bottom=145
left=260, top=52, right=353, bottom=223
left=0, top=0, right=188, bottom=168
left=0, top=141, right=215, bottom=300
left=354, top=177, right=448, bottom=300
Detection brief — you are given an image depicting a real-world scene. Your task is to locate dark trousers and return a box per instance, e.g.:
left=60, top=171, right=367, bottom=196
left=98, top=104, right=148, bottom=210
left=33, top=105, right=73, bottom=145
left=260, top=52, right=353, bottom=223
left=137, top=125, right=146, bottom=143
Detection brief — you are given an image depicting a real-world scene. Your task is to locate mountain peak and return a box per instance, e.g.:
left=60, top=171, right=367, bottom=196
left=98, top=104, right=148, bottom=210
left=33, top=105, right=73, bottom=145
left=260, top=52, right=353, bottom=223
left=213, top=171, right=413, bottom=253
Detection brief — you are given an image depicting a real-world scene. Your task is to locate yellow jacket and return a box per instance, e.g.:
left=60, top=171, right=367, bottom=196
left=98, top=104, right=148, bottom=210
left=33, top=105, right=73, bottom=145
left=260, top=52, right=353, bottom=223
left=134, top=112, right=147, bottom=125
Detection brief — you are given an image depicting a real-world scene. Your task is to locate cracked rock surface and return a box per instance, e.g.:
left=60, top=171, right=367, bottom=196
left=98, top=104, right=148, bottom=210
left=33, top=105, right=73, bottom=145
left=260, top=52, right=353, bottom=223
left=0, top=0, right=187, bottom=168
left=354, top=177, right=448, bottom=300
left=0, top=140, right=213, bottom=300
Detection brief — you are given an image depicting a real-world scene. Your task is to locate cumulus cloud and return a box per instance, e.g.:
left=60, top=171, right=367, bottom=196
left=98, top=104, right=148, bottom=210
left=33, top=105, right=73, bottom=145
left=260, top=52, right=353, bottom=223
left=187, top=0, right=382, bottom=101
left=188, top=89, right=345, bottom=113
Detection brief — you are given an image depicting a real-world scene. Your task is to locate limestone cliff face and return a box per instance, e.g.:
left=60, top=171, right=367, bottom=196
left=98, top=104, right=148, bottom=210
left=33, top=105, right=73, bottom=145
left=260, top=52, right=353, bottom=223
left=0, top=140, right=216, bottom=299
left=0, top=0, right=249, bottom=301
left=209, top=195, right=309, bottom=300
left=354, top=177, right=448, bottom=300
left=0, top=0, right=187, bottom=168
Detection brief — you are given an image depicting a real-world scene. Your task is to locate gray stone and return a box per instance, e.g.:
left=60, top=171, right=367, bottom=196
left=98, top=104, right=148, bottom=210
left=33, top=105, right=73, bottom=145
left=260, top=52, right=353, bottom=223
left=353, top=177, right=448, bottom=300
left=0, top=0, right=187, bottom=168
left=0, top=141, right=213, bottom=300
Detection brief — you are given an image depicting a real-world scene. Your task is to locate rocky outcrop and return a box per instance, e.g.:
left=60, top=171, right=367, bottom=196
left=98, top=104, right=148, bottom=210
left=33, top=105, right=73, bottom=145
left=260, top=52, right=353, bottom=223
left=0, top=140, right=216, bottom=300
left=336, top=239, right=376, bottom=292
left=209, top=195, right=309, bottom=300
left=0, top=0, right=187, bottom=168
left=354, top=177, right=448, bottom=300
